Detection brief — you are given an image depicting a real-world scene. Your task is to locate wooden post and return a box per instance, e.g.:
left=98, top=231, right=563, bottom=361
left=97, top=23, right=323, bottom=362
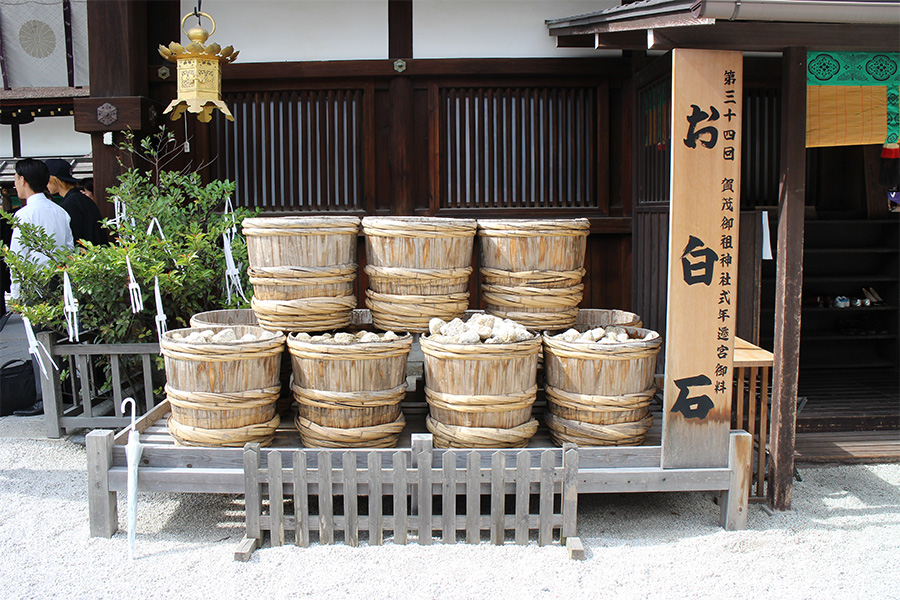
left=38, top=332, right=63, bottom=439
left=86, top=430, right=117, bottom=538
left=243, top=444, right=262, bottom=543
left=293, top=451, right=309, bottom=548
left=561, top=444, right=578, bottom=543
left=768, top=47, right=807, bottom=511
left=490, top=451, right=505, bottom=545
left=663, top=49, right=744, bottom=469
left=720, top=430, right=752, bottom=530
left=268, top=451, right=285, bottom=546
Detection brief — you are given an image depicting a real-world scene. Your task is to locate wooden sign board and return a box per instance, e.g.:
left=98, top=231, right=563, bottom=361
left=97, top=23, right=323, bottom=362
left=662, top=49, right=743, bottom=469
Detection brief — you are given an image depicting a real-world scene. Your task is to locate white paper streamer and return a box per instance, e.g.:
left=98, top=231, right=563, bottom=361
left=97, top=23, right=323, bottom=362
left=153, top=276, right=167, bottom=342
left=23, top=316, right=58, bottom=378
left=62, top=271, right=79, bottom=342
left=126, top=255, right=144, bottom=313
left=223, top=232, right=247, bottom=303
left=761, top=211, right=773, bottom=260
left=146, top=217, right=167, bottom=241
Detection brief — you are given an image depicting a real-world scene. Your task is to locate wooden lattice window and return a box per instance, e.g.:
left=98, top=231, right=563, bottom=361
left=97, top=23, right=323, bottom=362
left=636, top=76, right=671, bottom=206
left=213, top=88, right=371, bottom=212
left=436, top=86, right=603, bottom=211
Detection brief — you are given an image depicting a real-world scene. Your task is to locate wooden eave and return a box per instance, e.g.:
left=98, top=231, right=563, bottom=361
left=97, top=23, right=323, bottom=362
left=554, top=19, right=900, bottom=52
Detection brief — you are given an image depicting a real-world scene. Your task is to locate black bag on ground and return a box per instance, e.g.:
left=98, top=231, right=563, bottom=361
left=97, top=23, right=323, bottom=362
left=0, top=359, right=37, bottom=416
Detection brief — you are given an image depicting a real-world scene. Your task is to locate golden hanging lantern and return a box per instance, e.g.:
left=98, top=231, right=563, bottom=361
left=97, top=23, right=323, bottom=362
left=158, top=11, right=238, bottom=123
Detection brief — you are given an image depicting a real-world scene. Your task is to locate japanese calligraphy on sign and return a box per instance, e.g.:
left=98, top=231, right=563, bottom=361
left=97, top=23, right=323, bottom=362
left=663, top=50, right=742, bottom=469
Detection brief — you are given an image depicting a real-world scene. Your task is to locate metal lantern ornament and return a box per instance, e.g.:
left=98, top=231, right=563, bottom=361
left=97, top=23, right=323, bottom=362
left=158, top=9, right=238, bottom=123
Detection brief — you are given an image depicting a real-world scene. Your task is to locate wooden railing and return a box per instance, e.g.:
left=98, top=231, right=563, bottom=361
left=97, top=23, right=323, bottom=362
left=37, top=332, right=160, bottom=439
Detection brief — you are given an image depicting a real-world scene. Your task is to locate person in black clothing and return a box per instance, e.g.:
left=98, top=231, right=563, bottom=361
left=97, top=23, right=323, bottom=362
left=0, top=187, right=13, bottom=315
left=45, top=159, right=107, bottom=247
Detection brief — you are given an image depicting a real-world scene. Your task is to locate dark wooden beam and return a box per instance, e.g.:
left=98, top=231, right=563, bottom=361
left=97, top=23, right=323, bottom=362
left=768, top=47, right=807, bottom=511
left=593, top=22, right=900, bottom=53
left=168, top=58, right=631, bottom=84
left=388, top=0, right=413, bottom=59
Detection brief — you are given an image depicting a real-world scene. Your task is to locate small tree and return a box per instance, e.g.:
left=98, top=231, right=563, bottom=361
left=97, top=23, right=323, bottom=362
left=2, top=127, right=256, bottom=345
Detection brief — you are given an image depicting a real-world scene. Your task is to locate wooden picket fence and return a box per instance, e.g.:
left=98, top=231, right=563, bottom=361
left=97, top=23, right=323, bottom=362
left=236, top=434, right=580, bottom=559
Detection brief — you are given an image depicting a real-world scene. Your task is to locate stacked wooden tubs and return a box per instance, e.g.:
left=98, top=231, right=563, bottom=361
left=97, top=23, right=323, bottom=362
left=362, top=217, right=476, bottom=332
left=190, top=308, right=258, bottom=327
left=243, top=216, right=359, bottom=332
left=542, top=326, right=661, bottom=446
left=287, top=332, right=412, bottom=448
left=161, top=326, right=285, bottom=446
left=477, top=219, right=590, bottom=331
left=421, top=320, right=540, bottom=448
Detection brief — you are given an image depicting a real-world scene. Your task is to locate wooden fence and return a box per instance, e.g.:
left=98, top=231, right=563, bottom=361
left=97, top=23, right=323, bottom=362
left=37, top=332, right=160, bottom=439
left=236, top=434, right=580, bottom=560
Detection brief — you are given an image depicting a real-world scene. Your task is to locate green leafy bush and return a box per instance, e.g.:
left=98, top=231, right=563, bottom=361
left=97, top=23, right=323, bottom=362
left=2, top=127, right=256, bottom=344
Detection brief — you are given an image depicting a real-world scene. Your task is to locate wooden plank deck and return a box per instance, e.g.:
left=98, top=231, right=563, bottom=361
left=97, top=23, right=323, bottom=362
left=797, top=369, right=899, bottom=432
left=795, top=430, right=900, bottom=464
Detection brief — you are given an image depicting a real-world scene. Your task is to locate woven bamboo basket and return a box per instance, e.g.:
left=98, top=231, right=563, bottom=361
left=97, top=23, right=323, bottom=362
left=482, top=282, right=583, bottom=331
left=545, top=385, right=654, bottom=425
left=161, top=326, right=285, bottom=447
left=542, top=327, right=660, bottom=395
left=287, top=333, right=412, bottom=445
left=242, top=216, right=360, bottom=268
left=248, top=264, right=356, bottom=301
left=477, top=219, right=590, bottom=272
left=190, top=309, right=258, bottom=328
left=573, top=308, right=642, bottom=330
left=420, top=334, right=540, bottom=447
left=480, top=266, right=586, bottom=289
left=426, top=416, right=538, bottom=449
left=545, top=412, right=653, bottom=447
left=366, top=289, right=469, bottom=332
left=542, top=327, right=660, bottom=446
left=362, top=216, right=476, bottom=269
left=296, top=413, right=406, bottom=448
left=243, top=216, right=359, bottom=332
left=365, top=265, right=472, bottom=295
left=251, top=294, right=357, bottom=332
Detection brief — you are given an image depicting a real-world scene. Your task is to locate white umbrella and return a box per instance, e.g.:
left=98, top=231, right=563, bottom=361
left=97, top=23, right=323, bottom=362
left=121, top=397, right=142, bottom=560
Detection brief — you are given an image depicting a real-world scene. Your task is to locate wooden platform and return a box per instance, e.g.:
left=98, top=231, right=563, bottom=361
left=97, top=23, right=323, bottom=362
left=797, top=369, right=899, bottom=432
left=795, top=430, right=900, bottom=464
left=86, top=400, right=752, bottom=542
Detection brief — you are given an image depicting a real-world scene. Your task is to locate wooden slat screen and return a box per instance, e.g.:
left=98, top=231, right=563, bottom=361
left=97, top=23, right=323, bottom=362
left=213, top=89, right=367, bottom=211
left=636, top=76, right=671, bottom=206
left=742, top=87, right=780, bottom=207
left=439, top=87, right=600, bottom=210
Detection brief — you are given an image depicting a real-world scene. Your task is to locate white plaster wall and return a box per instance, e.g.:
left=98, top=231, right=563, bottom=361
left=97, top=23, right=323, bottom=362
left=0, top=126, right=12, bottom=157
left=413, top=0, right=614, bottom=58
left=179, top=0, right=389, bottom=62
left=16, top=117, right=91, bottom=158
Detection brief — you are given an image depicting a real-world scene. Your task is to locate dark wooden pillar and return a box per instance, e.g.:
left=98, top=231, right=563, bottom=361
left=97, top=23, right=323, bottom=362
left=388, top=0, right=413, bottom=215
left=768, top=47, right=807, bottom=511
left=79, top=0, right=148, bottom=217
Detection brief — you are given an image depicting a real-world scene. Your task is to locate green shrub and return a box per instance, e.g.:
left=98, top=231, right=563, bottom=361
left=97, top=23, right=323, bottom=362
left=2, top=127, right=256, bottom=344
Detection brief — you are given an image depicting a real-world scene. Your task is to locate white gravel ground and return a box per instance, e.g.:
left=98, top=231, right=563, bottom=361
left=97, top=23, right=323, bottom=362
left=0, top=417, right=897, bottom=600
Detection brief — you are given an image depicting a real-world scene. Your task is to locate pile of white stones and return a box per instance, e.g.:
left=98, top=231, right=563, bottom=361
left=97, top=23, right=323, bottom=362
left=171, top=328, right=259, bottom=343
left=293, top=330, right=402, bottom=344
left=551, top=325, right=657, bottom=344
left=427, top=313, right=534, bottom=344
